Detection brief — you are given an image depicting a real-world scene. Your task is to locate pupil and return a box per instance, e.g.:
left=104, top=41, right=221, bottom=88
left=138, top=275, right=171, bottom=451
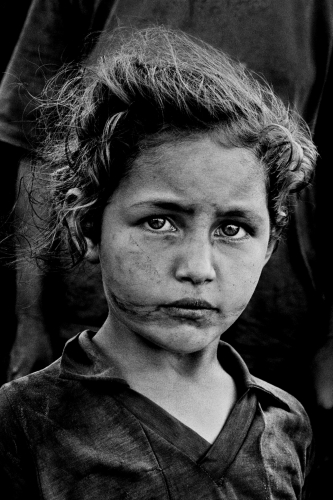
left=149, top=218, right=165, bottom=229
left=224, top=224, right=239, bottom=236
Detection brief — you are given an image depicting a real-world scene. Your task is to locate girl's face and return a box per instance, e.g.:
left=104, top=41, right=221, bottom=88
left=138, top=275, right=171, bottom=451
left=97, top=136, right=273, bottom=354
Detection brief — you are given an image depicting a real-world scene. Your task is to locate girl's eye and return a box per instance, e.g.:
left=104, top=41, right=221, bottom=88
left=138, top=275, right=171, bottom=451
left=215, top=224, right=247, bottom=239
left=145, top=218, right=176, bottom=232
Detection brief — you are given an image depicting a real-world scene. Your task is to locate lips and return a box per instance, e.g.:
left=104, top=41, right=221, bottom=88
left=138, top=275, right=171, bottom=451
left=163, top=298, right=217, bottom=310
left=161, top=298, right=218, bottom=320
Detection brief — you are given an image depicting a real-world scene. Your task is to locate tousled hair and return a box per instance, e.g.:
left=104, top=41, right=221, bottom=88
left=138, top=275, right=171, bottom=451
left=31, top=26, right=317, bottom=265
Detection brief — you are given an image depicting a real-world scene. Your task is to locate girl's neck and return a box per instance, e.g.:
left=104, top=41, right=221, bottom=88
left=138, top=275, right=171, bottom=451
left=92, top=316, right=237, bottom=444
left=92, top=315, right=223, bottom=385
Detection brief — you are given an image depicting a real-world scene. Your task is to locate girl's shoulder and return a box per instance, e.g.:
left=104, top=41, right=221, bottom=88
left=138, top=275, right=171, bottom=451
left=0, top=358, right=63, bottom=423
left=250, top=375, right=312, bottom=443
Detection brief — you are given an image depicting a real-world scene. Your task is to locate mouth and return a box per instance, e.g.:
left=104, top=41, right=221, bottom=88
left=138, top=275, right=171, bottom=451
left=164, top=298, right=217, bottom=309
left=161, top=298, right=218, bottom=320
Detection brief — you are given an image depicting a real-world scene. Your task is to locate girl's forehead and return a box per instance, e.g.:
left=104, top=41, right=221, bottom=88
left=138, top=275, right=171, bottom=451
left=113, top=136, right=267, bottom=211
left=135, top=136, right=263, bottom=183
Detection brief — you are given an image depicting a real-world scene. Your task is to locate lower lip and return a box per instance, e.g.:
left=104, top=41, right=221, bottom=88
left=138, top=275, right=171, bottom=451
left=161, top=306, right=215, bottom=320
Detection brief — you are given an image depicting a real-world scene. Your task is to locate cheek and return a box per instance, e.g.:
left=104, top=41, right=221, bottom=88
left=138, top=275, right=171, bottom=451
left=101, top=234, right=166, bottom=299
left=219, top=248, right=267, bottom=298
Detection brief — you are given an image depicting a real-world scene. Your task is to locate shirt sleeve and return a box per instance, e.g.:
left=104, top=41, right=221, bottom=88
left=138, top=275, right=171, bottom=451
left=0, top=386, right=40, bottom=499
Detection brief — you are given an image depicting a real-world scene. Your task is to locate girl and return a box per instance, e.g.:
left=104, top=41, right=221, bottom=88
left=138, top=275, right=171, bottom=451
left=0, top=27, right=316, bottom=499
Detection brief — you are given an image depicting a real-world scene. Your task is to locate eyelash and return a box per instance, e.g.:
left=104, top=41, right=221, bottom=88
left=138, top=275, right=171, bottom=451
left=143, top=217, right=250, bottom=241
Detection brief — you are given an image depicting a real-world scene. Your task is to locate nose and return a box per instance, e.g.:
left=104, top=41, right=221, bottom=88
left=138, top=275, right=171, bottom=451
left=174, top=235, right=216, bottom=285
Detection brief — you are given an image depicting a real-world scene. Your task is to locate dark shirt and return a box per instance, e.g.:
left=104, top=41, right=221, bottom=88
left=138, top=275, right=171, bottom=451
left=90, top=0, right=330, bottom=127
left=0, top=0, right=331, bottom=148
left=0, top=331, right=313, bottom=499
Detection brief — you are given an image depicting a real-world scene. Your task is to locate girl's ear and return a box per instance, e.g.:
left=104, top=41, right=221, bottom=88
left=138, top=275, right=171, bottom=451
left=84, top=237, right=100, bottom=263
left=65, top=188, right=100, bottom=263
left=264, top=238, right=277, bottom=265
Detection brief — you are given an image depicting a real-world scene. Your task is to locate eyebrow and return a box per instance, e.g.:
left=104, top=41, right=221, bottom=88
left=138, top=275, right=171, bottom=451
left=131, top=200, right=195, bottom=215
left=130, top=200, right=266, bottom=224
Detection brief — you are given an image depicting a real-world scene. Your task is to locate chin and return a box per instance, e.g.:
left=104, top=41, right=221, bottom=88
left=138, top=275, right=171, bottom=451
left=138, top=324, right=224, bottom=354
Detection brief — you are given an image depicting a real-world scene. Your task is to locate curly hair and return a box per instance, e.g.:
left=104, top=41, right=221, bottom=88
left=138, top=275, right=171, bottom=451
left=32, top=26, right=317, bottom=266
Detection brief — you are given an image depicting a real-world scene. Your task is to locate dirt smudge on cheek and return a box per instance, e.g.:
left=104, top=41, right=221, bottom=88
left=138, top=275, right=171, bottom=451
left=127, top=235, right=163, bottom=283
left=106, top=235, right=165, bottom=318
left=110, top=291, right=160, bottom=318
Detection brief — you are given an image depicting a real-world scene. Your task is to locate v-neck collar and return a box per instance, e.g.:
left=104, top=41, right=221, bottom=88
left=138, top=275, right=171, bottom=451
left=58, top=331, right=293, bottom=481
left=111, top=386, right=211, bottom=461
left=110, top=382, right=257, bottom=481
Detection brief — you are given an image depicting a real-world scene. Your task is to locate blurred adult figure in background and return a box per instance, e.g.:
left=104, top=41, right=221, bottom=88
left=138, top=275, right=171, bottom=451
left=0, top=0, right=332, bottom=496
left=0, top=0, right=33, bottom=384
